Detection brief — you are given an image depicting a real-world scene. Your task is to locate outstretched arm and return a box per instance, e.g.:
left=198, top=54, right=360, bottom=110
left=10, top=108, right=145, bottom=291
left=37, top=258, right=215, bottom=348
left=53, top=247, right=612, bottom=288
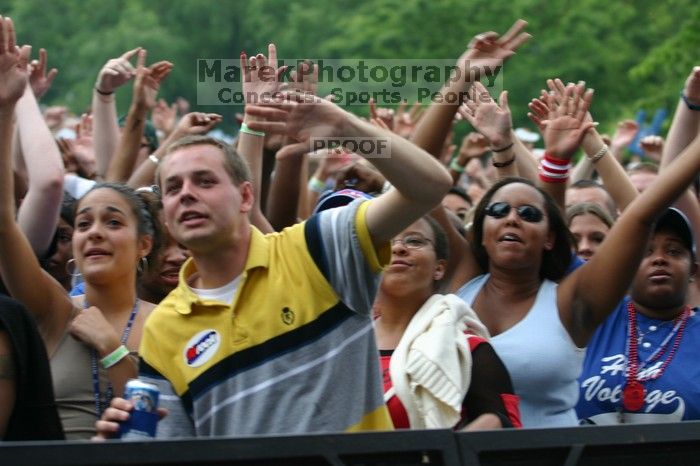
left=246, top=93, right=452, bottom=246
left=105, top=50, right=172, bottom=182
left=660, top=67, right=700, bottom=266
left=458, top=82, right=518, bottom=179
left=127, top=112, right=222, bottom=189
left=535, top=82, right=596, bottom=214
left=15, top=79, right=64, bottom=258
left=662, top=67, right=700, bottom=169
left=410, top=20, right=530, bottom=289
left=0, top=17, right=72, bottom=344
left=92, top=48, right=140, bottom=177
left=238, top=44, right=287, bottom=234
left=532, top=79, right=637, bottom=212
left=266, top=61, right=319, bottom=230
left=561, top=126, right=700, bottom=347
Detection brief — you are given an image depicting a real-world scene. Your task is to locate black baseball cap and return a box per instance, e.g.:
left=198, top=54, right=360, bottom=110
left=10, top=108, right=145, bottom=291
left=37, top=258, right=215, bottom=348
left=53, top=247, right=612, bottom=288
left=655, top=208, right=696, bottom=259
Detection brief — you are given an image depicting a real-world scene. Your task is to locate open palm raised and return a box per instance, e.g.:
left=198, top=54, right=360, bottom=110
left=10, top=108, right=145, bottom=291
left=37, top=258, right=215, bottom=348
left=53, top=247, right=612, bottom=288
left=0, top=17, right=30, bottom=108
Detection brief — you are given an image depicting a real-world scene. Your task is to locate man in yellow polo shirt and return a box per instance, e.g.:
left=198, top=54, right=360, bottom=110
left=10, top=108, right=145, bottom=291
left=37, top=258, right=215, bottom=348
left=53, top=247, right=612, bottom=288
left=96, top=93, right=451, bottom=438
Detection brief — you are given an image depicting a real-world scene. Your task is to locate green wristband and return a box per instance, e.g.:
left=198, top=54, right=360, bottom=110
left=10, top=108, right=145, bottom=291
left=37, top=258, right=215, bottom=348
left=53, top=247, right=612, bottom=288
left=240, top=122, right=266, bottom=137
left=450, top=158, right=465, bottom=173
left=308, top=176, right=326, bottom=193
left=101, top=345, right=130, bottom=369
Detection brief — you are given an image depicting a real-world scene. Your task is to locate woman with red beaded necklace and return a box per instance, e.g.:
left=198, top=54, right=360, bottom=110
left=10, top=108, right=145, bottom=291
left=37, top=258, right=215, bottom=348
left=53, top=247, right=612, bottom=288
left=576, top=208, right=700, bottom=424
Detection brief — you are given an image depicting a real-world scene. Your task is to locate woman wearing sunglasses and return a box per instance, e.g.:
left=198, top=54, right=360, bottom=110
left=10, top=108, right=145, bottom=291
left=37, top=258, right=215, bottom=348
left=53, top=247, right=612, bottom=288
left=373, top=216, right=521, bottom=430
left=447, top=82, right=700, bottom=427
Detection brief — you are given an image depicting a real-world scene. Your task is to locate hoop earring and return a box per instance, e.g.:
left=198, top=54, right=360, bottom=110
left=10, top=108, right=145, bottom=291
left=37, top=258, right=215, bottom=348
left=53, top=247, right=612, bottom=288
left=137, top=257, right=149, bottom=274
left=65, top=258, right=81, bottom=278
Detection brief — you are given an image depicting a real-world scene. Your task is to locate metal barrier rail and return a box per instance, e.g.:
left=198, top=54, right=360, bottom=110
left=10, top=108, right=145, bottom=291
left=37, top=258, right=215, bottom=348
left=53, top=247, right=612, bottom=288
left=2, top=422, right=700, bottom=466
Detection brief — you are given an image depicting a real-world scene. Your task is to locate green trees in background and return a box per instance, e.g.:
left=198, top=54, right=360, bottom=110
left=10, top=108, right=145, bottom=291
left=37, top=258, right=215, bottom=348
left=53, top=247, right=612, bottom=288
left=3, top=0, right=699, bottom=133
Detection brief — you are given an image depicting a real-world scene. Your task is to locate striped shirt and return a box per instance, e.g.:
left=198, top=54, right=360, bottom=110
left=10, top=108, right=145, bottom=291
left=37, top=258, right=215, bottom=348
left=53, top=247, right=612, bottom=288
left=138, top=200, right=393, bottom=437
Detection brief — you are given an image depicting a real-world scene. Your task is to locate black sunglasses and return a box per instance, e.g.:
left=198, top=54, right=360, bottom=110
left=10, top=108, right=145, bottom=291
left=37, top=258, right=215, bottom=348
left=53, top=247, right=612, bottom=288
left=485, top=202, right=544, bottom=223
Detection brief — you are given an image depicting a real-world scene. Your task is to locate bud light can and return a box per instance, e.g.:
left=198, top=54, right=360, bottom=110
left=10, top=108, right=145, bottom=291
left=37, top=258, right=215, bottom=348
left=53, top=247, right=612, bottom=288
left=119, top=379, right=160, bottom=439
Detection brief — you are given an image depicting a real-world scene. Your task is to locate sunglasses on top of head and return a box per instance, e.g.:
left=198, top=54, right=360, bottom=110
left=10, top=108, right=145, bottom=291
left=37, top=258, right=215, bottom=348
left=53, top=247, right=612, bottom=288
left=485, top=202, right=544, bottom=223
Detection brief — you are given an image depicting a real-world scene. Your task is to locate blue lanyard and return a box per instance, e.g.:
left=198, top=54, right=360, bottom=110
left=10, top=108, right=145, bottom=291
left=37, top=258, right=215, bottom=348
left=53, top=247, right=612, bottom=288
left=84, top=299, right=139, bottom=418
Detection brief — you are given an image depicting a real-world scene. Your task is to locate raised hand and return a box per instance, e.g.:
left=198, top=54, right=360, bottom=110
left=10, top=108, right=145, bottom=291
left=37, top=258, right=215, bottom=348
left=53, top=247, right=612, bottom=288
left=172, top=112, right=222, bottom=138
left=315, top=147, right=354, bottom=178
left=244, top=92, right=350, bottom=158
left=393, top=101, right=424, bottom=139
left=458, top=82, right=512, bottom=150
left=289, top=60, right=318, bottom=96
left=95, top=47, right=141, bottom=95
left=240, top=43, right=287, bottom=105
left=457, top=132, right=490, bottom=165
left=542, top=82, right=596, bottom=160
left=72, top=113, right=98, bottom=178
left=369, top=116, right=391, bottom=131
left=459, top=19, right=530, bottom=78
left=132, top=49, right=173, bottom=110
left=43, top=105, right=66, bottom=131
left=527, top=90, right=549, bottom=133
left=369, top=98, right=394, bottom=131
left=77, top=112, right=93, bottom=139
left=0, top=16, right=30, bottom=109
left=639, top=135, right=664, bottom=162
left=610, top=119, right=639, bottom=153
left=683, top=66, right=700, bottom=105
left=29, top=47, right=57, bottom=99
left=57, top=138, right=78, bottom=173
left=335, top=160, right=386, bottom=194
left=152, top=98, right=178, bottom=136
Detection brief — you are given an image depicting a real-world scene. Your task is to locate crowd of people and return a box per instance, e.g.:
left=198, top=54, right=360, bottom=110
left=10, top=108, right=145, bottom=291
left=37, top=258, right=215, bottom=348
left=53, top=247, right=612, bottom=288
left=1, top=15, right=700, bottom=442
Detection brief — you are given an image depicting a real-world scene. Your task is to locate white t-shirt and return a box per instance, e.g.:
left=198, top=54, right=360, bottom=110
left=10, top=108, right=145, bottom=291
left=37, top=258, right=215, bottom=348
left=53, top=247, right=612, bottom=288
left=189, top=275, right=242, bottom=305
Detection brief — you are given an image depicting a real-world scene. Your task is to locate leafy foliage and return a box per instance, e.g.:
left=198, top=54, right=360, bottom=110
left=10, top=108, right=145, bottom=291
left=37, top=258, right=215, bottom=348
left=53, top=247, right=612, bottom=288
left=3, top=0, right=699, bottom=135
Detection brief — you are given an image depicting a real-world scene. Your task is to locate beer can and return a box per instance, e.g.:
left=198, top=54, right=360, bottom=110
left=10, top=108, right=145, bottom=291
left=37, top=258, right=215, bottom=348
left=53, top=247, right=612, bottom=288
left=119, top=379, right=160, bottom=439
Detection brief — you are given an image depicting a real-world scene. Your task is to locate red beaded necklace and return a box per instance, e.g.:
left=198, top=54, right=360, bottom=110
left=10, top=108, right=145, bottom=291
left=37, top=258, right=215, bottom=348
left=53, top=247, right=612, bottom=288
left=622, top=300, right=689, bottom=412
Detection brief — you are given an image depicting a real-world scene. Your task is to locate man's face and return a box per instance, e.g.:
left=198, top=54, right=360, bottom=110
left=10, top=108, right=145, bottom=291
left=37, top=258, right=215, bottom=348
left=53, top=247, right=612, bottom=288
left=565, top=186, right=614, bottom=216
left=159, top=144, right=253, bottom=253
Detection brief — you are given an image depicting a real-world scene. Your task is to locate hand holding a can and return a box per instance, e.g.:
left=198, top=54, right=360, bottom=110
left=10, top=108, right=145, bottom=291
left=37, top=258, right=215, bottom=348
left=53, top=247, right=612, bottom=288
left=93, top=391, right=167, bottom=440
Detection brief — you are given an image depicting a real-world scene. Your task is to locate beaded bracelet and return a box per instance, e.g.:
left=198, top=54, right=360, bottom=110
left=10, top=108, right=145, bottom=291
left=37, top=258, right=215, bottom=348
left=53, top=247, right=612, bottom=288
left=101, top=345, right=130, bottom=369
left=587, top=144, right=608, bottom=164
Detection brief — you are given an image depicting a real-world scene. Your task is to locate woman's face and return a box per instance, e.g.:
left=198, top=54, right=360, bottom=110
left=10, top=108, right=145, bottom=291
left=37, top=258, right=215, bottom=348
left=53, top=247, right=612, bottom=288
left=139, top=228, right=189, bottom=301
left=380, top=219, right=445, bottom=298
left=569, top=212, right=610, bottom=261
left=45, top=217, right=74, bottom=287
left=630, top=230, right=696, bottom=312
left=481, top=182, right=554, bottom=270
left=73, top=188, right=150, bottom=284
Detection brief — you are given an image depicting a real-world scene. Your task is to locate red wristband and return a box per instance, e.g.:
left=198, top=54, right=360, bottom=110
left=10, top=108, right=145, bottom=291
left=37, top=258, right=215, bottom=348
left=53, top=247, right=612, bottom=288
left=539, top=153, right=570, bottom=183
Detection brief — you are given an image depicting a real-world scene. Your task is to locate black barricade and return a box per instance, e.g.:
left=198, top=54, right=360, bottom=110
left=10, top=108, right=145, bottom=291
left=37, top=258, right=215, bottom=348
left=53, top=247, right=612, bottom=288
left=2, top=422, right=700, bottom=466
